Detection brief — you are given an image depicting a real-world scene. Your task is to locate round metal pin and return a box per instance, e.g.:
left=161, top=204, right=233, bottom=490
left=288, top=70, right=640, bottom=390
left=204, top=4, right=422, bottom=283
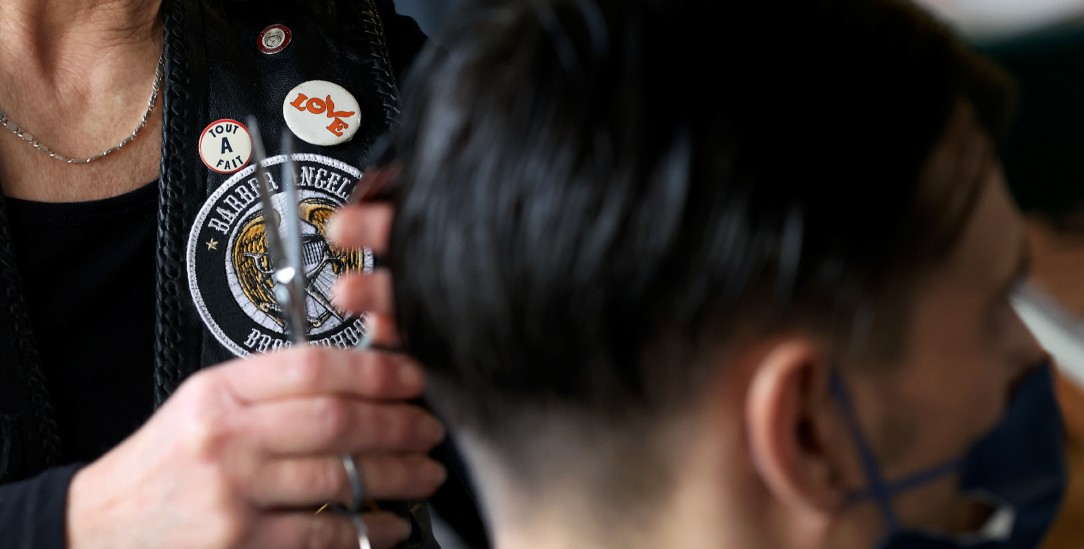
left=258, top=24, right=292, bottom=54
left=283, top=80, right=362, bottom=146
left=199, top=119, right=252, bottom=174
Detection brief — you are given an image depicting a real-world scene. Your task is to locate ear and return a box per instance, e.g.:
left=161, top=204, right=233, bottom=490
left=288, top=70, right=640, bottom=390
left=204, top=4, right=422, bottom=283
left=745, top=339, right=848, bottom=519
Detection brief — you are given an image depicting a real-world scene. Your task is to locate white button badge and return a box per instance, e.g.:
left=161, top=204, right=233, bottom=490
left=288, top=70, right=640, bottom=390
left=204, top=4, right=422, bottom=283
left=199, top=119, right=253, bottom=174
left=282, top=80, right=362, bottom=146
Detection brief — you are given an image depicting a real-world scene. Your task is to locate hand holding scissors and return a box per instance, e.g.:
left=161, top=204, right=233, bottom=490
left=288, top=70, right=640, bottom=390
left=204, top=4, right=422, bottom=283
left=64, top=124, right=445, bottom=549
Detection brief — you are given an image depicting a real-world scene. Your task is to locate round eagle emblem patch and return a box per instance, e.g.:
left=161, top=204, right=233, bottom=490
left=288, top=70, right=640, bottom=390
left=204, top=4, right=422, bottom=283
left=187, top=153, right=371, bottom=357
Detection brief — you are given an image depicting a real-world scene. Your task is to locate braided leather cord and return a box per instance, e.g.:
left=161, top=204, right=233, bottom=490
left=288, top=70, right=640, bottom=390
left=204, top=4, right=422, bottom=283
left=0, top=197, right=62, bottom=473
left=154, top=0, right=207, bottom=405
left=358, top=0, right=403, bottom=127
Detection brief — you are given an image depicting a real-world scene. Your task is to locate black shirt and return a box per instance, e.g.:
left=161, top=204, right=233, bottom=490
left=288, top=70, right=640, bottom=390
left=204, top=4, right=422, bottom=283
left=6, top=182, right=157, bottom=465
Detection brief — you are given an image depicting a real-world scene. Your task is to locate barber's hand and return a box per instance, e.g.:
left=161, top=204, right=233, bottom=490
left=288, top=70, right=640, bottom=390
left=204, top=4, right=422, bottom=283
left=327, top=202, right=396, bottom=336
left=66, top=346, right=446, bottom=549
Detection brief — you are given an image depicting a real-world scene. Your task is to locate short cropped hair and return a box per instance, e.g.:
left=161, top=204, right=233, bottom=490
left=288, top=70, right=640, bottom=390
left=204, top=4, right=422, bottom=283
left=389, top=0, right=1013, bottom=490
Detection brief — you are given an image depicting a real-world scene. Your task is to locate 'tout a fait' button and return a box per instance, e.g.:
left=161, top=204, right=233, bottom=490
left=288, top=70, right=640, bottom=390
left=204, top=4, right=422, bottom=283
left=282, top=80, right=362, bottom=146
left=199, top=119, right=252, bottom=174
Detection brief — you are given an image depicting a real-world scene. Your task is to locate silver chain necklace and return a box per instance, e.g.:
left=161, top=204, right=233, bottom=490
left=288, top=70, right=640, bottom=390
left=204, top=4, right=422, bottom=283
left=0, top=55, right=165, bottom=165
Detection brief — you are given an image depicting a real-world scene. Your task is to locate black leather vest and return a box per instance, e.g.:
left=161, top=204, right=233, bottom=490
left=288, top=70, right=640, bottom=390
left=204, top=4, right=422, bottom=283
left=0, top=1, right=442, bottom=546
left=157, top=0, right=417, bottom=399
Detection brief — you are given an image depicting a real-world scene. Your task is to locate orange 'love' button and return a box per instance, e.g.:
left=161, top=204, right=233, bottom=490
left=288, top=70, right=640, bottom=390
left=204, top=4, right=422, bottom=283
left=282, top=80, right=362, bottom=146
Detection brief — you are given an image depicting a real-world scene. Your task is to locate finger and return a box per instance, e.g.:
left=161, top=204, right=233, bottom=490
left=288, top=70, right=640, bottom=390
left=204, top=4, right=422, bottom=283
left=243, top=398, right=445, bottom=455
left=363, top=313, right=401, bottom=348
left=255, top=511, right=410, bottom=549
left=349, top=164, right=401, bottom=204
left=327, top=204, right=394, bottom=253
left=218, top=346, right=423, bottom=403
left=359, top=511, right=415, bottom=549
left=249, top=454, right=447, bottom=507
left=332, top=272, right=394, bottom=315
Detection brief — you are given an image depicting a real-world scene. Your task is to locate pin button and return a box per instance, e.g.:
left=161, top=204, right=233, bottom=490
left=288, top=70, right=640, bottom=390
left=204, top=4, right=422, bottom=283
left=282, top=80, right=362, bottom=146
left=199, top=119, right=253, bottom=174
left=258, top=24, right=292, bottom=55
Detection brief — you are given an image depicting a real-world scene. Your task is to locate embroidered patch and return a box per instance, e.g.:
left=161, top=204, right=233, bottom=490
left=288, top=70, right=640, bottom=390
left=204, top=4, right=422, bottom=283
left=187, top=153, right=372, bottom=357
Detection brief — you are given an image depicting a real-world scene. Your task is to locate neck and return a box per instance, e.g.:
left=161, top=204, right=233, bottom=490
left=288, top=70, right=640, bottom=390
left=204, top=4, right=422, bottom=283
left=0, top=0, right=161, bottom=80
left=0, top=0, right=163, bottom=201
left=467, top=419, right=787, bottom=549
left=492, top=473, right=741, bottom=549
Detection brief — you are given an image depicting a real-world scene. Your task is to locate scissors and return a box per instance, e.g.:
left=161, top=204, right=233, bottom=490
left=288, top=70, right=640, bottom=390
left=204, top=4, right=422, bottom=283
left=247, top=117, right=372, bottom=549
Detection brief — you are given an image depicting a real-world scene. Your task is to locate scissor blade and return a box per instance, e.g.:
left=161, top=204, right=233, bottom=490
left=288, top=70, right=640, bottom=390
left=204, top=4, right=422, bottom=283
left=247, top=117, right=287, bottom=270
left=277, top=132, right=310, bottom=345
left=247, top=117, right=308, bottom=345
left=280, top=131, right=305, bottom=281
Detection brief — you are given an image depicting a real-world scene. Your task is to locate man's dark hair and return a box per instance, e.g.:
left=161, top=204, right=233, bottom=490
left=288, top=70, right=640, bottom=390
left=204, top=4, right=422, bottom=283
left=389, top=0, right=1013, bottom=496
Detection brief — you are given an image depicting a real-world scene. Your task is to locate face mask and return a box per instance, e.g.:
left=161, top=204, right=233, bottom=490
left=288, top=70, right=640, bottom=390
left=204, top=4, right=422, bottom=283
left=829, top=362, right=1067, bottom=548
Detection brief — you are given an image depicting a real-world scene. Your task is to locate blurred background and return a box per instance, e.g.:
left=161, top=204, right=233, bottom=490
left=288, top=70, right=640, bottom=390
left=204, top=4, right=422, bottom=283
left=396, top=0, right=461, bottom=37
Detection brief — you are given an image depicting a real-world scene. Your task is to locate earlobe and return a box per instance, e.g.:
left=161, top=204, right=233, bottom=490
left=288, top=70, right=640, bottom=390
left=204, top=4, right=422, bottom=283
left=745, top=340, right=847, bottom=520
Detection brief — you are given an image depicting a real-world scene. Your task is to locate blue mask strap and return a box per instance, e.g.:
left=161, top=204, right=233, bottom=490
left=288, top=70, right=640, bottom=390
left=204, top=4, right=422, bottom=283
left=828, top=370, right=964, bottom=534
left=829, top=369, right=899, bottom=529
left=843, top=457, right=963, bottom=504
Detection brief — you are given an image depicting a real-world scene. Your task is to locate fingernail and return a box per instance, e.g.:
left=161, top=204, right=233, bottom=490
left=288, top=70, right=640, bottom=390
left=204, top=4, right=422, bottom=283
left=423, top=462, right=448, bottom=486
left=350, top=165, right=401, bottom=203
left=418, top=416, right=446, bottom=443
left=348, top=174, right=370, bottom=203
left=350, top=169, right=385, bottom=203
left=330, top=281, right=345, bottom=310
left=325, top=214, right=343, bottom=244
left=355, top=315, right=376, bottom=350
left=395, top=517, right=412, bottom=541
left=358, top=172, right=385, bottom=202
left=398, top=361, right=423, bottom=388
